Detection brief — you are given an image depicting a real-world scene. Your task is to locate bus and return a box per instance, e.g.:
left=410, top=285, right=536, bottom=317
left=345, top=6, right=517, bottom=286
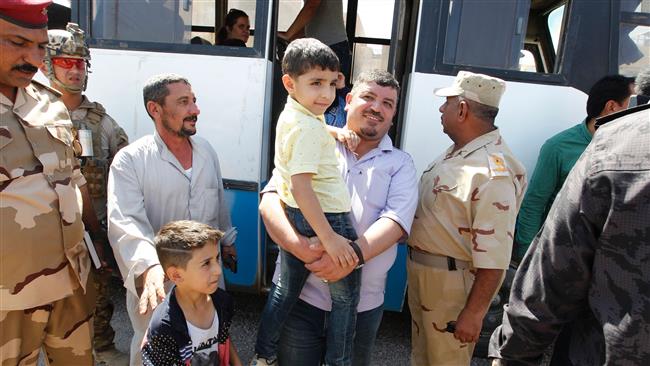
left=46, top=0, right=649, bottom=354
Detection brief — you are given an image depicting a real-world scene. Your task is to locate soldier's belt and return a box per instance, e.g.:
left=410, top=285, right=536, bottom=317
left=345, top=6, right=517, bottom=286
left=408, top=247, right=470, bottom=271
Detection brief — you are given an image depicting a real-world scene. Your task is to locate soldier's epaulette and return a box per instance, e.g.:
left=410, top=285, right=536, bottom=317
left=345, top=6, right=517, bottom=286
left=595, top=102, right=650, bottom=130
left=30, top=80, right=62, bottom=98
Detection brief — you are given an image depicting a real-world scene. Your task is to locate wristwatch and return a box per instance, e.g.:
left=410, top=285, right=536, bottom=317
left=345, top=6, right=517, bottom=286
left=348, top=240, right=365, bottom=268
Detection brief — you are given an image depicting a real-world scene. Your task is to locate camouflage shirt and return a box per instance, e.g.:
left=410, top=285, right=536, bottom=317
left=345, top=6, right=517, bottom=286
left=409, top=129, right=527, bottom=269
left=71, top=96, right=128, bottom=221
left=489, top=104, right=650, bottom=365
left=0, top=81, right=90, bottom=310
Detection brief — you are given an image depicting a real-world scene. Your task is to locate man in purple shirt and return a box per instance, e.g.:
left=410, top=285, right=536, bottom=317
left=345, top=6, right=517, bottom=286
left=259, top=70, right=418, bottom=366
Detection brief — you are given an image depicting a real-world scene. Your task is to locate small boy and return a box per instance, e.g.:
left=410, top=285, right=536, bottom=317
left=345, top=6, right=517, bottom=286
left=252, top=38, right=363, bottom=366
left=142, top=220, right=242, bottom=366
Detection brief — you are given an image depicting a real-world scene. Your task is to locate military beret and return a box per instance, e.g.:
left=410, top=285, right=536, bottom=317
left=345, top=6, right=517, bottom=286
left=0, top=0, right=52, bottom=29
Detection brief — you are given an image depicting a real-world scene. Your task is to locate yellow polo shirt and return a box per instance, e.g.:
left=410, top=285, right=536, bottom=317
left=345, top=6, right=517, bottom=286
left=272, top=97, right=350, bottom=213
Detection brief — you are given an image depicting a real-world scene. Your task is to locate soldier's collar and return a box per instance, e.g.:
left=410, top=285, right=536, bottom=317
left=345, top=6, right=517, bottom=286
left=448, top=128, right=501, bottom=159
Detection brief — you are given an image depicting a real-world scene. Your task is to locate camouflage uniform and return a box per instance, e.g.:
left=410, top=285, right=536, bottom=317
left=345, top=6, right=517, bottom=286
left=489, top=104, right=650, bottom=365
left=70, top=97, right=128, bottom=352
left=45, top=23, right=129, bottom=353
left=0, top=81, right=94, bottom=365
left=408, top=129, right=527, bottom=365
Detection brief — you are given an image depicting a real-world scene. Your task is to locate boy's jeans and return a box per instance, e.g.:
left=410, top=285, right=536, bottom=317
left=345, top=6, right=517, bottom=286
left=255, top=206, right=361, bottom=366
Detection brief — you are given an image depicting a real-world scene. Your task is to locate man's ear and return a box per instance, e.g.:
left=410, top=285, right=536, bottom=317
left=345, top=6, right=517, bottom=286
left=344, top=92, right=353, bottom=112
left=282, top=74, right=296, bottom=94
left=458, top=99, right=469, bottom=121
left=146, top=101, right=162, bottom=120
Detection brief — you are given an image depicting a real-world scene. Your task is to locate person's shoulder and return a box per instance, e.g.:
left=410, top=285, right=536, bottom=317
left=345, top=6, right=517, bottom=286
left=114, top=135, right=154, bottom=159
left=544, top=122, right=584, bottom=146
left=147, top=294, right=175, bottom=336
left=28, top=80, right=62, bottom=101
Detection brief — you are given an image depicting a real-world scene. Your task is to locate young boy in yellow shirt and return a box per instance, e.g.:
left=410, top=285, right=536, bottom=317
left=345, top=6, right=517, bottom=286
left=252, top=38, right=363, bottom=366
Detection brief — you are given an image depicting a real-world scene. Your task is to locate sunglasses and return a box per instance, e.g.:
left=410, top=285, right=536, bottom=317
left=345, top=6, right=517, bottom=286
left=51, top=57, right=86, bottom=70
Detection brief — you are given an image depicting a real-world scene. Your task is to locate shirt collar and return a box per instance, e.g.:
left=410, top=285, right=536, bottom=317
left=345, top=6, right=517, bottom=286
left=285, top=96, right=326, bottom=123
left=76, top=95, right=94, bottom=110
left=445, top=128, right=502, bottom=159
left=580, top=118, right=593, bottom=143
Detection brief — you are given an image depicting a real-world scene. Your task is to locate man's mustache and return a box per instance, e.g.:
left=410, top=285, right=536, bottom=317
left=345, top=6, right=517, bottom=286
left=13, top=63, right=39, bottom=74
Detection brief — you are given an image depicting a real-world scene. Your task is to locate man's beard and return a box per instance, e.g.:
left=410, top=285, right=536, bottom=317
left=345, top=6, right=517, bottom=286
left=162, top=115, right=197, bottom=137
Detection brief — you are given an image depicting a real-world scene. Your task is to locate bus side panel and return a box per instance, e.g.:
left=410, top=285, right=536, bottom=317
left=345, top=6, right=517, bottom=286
left=223, top=188, right=261, bottom=288
left=383, top=243, right=408, bottom=312
left=401, top=72, right=588, bottom=176
left=81, top=49, right=269, bottom=182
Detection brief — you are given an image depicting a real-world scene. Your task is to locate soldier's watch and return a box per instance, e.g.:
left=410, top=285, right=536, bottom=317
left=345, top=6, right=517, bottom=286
left=349, top=240, right=365, bottom=268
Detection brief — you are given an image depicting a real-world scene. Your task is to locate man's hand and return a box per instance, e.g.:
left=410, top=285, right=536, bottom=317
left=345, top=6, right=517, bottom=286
left=221, top=244, right=238, bottom=272
left=91, top=236, right=110, bottom=270
left=305, top=252, right=356, bottom=281
left=321, top=232, right=358, bottom=267
left=294, top=236, right=325, bottom=264
left=138, top=264, right=166, bottom=315
left=453, top=307, right=484, bottom=343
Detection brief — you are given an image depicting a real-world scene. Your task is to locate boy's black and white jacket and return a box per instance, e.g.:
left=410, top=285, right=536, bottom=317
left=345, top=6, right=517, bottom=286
left=142, top=286, right=234, bottom=366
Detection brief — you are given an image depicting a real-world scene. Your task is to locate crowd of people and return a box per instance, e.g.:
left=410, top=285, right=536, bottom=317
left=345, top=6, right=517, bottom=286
left=1, top=1, right=649, bottom=366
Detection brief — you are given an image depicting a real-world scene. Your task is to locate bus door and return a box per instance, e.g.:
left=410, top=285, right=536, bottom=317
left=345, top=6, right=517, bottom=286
left=68, top=0, right=275, bottom=292
left=265, top=0, right=416, bottom=310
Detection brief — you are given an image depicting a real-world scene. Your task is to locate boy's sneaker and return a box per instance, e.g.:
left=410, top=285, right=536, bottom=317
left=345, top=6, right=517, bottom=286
left=249, top=355, right=278, bottom=366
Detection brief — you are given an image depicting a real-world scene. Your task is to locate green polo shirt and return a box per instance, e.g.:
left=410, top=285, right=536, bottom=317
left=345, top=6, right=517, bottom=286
left=515, top=120, right=592, bottom=257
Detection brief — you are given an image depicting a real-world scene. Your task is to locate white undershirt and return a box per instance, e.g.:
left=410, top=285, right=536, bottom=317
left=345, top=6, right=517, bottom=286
left=186, top=310, right=219, bottom=361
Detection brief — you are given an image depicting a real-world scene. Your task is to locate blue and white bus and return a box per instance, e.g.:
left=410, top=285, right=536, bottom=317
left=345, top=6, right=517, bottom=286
left=47, top=0, right=649, bottom=349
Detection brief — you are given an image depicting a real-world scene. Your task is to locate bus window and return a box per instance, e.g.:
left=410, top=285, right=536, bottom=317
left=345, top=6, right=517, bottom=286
left=443, top=0, right=568, bottom=74
left=89, top=0, right=263, bottom=53
left=618, top=0, right=650, bottom=77
left=350, top=0, right=394, bottom=81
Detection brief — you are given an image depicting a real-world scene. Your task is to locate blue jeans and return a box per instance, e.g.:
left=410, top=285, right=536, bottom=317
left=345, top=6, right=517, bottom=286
left=255, top=207, right=360, bottom=366
left=277, top=299, right=384, bottom=366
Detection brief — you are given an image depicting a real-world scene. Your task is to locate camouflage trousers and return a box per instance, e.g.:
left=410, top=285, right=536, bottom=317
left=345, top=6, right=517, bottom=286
left=0, top=277, right=96, bottom=366
left=407, top=258, right=476, bottom=366
left=93, top=268, right=116, bottom=351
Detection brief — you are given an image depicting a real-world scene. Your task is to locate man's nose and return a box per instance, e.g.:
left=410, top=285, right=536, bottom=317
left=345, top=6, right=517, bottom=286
left=190, top=102, right=200, bottom=115
left=25, top=46, right=45, bottom=69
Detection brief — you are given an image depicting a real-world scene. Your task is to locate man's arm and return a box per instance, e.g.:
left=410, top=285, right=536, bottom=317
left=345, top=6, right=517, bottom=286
left=280, top=0, right=322, bottom=41
left=489, top=150, right=599, bottom=363
left=454, top=268, right=504, bottom=343
left=107, top=150, right=164, bottom=312
left=514, top=142, right=560, bottom=256
left=259, top=191, right=323, bottom=264
left=307, top=153, right=419, bottom=280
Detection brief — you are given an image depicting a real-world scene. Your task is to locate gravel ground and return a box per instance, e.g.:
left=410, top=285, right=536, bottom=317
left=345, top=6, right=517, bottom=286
left=41, top=277, right=491, bottom=365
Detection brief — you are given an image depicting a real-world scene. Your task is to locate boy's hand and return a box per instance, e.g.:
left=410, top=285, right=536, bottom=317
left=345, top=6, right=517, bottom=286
left=335, top=128, right=360, bottom=152
left=321, top=232, right=358, bottom=267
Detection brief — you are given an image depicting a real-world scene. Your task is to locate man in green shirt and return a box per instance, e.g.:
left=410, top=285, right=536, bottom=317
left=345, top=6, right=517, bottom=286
left=514, top=75, right=633, bottom=259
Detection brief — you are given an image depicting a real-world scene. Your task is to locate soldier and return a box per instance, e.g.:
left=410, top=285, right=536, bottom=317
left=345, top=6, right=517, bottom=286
left=407, top=71, right=527, bottom=365
left=41, top=23, right=129, bottom=364
left=489, top=98, right=650, bottom=365
left=0, top=1, right=96, bottom=364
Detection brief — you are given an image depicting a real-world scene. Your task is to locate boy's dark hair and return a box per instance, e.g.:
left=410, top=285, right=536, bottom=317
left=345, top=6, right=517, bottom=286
left=155, top=220, right=223, bottom=270
left=351, top=70, right=401, bottom=102
left=281, top=38, right=340, bottom=77
left=586, top=75, right=633, bottom=119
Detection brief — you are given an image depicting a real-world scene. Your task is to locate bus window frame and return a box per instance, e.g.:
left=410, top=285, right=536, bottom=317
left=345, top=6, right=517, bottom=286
left=73, top=0, right=270, bottom=59
left=415, top=0, right=572, bottom=86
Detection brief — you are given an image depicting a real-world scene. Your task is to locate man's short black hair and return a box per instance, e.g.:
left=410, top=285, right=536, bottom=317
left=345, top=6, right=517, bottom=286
left=281, top=38, right=340, bottom=78
left=586, top=75, right=633, bottom=119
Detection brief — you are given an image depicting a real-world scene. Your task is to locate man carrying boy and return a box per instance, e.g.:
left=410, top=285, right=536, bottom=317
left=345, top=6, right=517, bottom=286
left=259, top=70, right=418, bottom=365
left=142, top=220, right=242, bottom=365
left=252, top=38, right=361, bottom=366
